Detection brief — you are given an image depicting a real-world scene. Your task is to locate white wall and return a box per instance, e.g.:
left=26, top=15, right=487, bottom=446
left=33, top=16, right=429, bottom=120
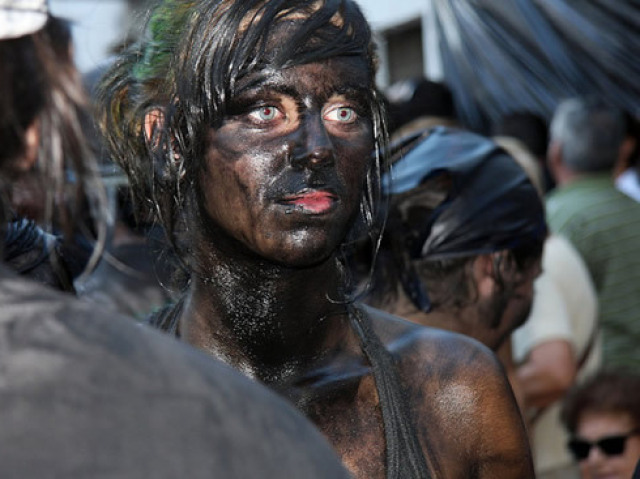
left=50, top=0, right=439, bottom=79
left=356, top=0, right=443, bottom=82
left=50, top=0, right=127, bottom=74
left=356, top=0, right=425, bottom=31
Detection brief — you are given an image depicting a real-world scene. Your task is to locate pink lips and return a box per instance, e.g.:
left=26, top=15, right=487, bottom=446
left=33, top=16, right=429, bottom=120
left=282, top=191, right=337, bottom=214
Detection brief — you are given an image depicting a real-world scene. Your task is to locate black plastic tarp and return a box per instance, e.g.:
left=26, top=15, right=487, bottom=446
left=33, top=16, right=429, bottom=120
left=430, top=0, right=640, bottom=133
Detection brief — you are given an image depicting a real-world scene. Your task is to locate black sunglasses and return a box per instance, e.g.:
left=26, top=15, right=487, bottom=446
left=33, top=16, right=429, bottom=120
left=568, top=428, right=640, bottom=461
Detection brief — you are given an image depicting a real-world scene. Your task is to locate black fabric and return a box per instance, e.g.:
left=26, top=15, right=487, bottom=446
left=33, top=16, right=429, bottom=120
left=350, top=305, right=432, bottom=479
left=384, top=127, right=547, bottom=261
left=3, top=216, right=75, bottom=292
left=430, top=0, right=640, bottom=133
left=4, top=217, right=52, bottom=272
left=0, top=266, right=350, bottom=479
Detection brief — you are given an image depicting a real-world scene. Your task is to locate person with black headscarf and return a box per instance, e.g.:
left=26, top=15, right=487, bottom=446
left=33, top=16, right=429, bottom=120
left=366, top=126, right=547, bottom=352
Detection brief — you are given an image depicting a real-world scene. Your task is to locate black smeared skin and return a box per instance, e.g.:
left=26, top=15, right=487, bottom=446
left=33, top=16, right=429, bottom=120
left=177, top=58, right=534, bottom=478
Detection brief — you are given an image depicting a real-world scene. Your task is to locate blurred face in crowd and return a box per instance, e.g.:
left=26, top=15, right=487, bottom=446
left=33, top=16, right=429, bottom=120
left=570, top=411, right=640, bottom=479
left=498, top=256, right=541, bottom=334
left=475, top=252, right=541, bottom=350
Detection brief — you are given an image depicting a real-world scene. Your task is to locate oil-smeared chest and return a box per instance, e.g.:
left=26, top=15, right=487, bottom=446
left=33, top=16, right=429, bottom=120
left=276, top=358, right=387, bottom=479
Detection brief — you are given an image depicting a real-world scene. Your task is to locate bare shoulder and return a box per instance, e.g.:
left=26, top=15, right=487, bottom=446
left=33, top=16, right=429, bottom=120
left=361, top=304, right=534, bottom=478
left=362, top=304, right=503, bottom=381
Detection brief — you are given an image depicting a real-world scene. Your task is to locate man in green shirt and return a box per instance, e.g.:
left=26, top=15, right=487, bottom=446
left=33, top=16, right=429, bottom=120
left=546, top=97, right=640, bottom=370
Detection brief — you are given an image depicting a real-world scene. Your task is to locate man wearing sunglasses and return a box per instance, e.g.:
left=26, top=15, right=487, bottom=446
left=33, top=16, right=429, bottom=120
left=561, top=370, right=640, bottom=479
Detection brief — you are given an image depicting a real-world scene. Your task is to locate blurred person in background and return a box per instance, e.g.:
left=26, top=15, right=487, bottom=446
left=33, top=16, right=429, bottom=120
left=2, top=7, right=93, bottom=291
left=561, top=370, right=640, bottom=479
left=385, top=77, right=459, bottom=141
left=546, top=97, right=640, bottom=371
left=492, top=110, right=555, bottom=193
left=364, top=127, right=547, bottom=355
left=496, top=136, right=600, bottom=479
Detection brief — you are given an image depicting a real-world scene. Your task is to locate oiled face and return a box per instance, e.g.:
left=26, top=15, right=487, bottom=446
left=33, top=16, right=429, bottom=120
left=197, top=57, right=374, bottom=266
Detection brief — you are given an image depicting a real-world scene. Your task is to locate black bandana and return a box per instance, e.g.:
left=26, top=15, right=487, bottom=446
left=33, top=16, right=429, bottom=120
left=383, top=126, right=547, bottom=260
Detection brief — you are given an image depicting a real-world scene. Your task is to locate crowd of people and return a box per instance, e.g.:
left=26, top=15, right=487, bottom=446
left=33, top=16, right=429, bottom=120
left=2, top=0, right=639, bottom=478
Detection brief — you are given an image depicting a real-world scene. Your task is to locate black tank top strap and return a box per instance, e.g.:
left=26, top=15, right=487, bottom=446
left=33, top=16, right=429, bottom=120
left=349, top=304, right=433, bottom=479
left=147, top=296, right=185, bottom=336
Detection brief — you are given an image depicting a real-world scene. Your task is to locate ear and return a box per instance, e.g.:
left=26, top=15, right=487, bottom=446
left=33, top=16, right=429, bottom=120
left=144, top=108, right=165, bottom=146
left=144, top=108, right=182, bottom=164
left=473, top=254, right=497, bottom=300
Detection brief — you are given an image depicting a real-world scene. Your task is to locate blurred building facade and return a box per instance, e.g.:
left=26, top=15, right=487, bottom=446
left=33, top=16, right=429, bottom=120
left=54, top=0, right=639, bottom=133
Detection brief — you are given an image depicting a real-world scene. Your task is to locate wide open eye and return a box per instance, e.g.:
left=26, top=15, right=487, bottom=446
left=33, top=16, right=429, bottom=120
left=325, top=106, right=356, bottom=123
left=249, top=105, right=280, bottom=122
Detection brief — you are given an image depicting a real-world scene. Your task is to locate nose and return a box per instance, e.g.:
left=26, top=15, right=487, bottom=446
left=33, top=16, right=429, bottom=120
left=290, top=113, right=335, bottom=170
left=585, top=443, right=607, bottom=465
